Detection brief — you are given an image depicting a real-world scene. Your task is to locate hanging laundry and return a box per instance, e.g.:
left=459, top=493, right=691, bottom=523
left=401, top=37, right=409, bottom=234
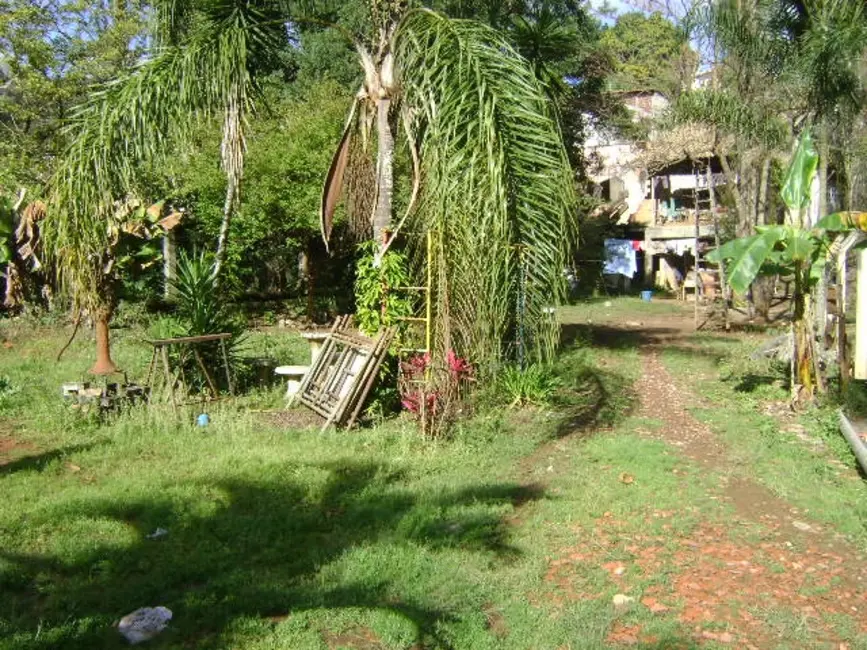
left=603, top=239, right=637, bottom=278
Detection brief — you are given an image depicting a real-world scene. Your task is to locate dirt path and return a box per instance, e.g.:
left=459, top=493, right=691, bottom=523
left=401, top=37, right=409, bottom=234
left=634, top=347, right=867, bottom=644
left=533, top=306, right=867, bottom=648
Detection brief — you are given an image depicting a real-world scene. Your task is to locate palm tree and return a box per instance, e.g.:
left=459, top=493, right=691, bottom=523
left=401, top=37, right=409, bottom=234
left=687, top=0, right=867, bottom=400
left=46, top=0, right=576, bottom=372
left=321, top=2, right=576, bottom=365
left=44, top=0, right=301, bottom=373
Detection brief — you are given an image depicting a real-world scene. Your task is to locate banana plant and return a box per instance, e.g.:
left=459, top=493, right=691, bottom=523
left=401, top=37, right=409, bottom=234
left=0, top=191, right=45, bottom=310
left=709, top=130, right=867, bottom=401
left=709, top=222, right=830, bottom=399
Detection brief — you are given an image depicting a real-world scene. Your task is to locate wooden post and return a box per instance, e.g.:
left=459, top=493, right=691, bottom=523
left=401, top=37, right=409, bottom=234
left=855, top=248, right=867, bottom=380
left=708, top=164, right=729, bottom=331
left=837, top=256, right=849, bottom=388
left=694, top=164, right=701, bottom=330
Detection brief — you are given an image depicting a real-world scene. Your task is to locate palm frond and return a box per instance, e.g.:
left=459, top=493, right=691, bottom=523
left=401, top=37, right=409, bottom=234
left=43, top=4, right=279, bottom=309
left=394, top=9, right=576, bottom=368
left=668, top=89, right=789, bottom=151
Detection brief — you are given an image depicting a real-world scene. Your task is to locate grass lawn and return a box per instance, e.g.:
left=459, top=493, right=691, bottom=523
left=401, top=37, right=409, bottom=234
left=2, top=303, right=866, bottom=649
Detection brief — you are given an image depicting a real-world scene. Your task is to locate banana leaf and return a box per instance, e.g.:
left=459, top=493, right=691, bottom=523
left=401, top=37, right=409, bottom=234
left=786, top=227, right=815, bottom=262
left=815, top=211, right=867, bottom=232
left=780, top=128, right=818, bottom=212
left=711, top=227, right=787, bottom=295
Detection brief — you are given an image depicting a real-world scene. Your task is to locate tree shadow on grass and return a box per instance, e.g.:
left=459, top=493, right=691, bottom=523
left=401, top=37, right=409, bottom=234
left=561, top=323, right=736, bottom=361
left=733, top=373, right=783, bottom=393
left=550, top=343, right=641, bottom=440
left=553, top=364, right=639, bottom=440
left=0, top=441, right=108, bottom=476
left=0, top=460, right=544, bottom=649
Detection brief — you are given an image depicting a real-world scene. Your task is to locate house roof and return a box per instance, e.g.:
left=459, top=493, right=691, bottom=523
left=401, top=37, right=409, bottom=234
left=636, top=123, right=732, bottom=173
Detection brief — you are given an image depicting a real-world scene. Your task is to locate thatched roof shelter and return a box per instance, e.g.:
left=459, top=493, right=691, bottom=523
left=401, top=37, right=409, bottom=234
left=636, top=124, right=733, bottom=173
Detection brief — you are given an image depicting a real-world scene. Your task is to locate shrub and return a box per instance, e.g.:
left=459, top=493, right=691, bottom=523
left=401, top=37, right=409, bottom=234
left=496, top=363, right=560, bottom=408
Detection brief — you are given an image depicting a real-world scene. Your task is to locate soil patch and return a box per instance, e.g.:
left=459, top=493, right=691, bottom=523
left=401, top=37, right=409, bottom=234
left=542, top=312, right=867, bottom=647
left=322, top=627, right=386, bottom=650
left=258, top=408, right=325, bottom=430
left=0, top=435, right=36, bottom=466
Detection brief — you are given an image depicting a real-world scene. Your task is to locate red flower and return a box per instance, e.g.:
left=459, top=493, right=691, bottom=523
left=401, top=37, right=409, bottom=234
left=446, top=350, right=472, bottom=377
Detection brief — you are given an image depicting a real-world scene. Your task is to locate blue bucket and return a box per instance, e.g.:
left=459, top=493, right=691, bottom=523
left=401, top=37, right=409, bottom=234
left=640, top=290, right=653, bottom=302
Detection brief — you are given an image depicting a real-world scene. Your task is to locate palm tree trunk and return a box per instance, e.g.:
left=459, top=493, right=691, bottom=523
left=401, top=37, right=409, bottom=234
left=90, top=306, right=118, bottom=376
left=215, top=180, right=237, bottom=279
left=373, top=97, right=394, bottom=246
left=214, top=82, right=245, bottom=280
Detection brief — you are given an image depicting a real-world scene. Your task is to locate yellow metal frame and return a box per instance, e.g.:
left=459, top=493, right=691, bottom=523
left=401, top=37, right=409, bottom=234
left=391, top=230, right=435, bottom=359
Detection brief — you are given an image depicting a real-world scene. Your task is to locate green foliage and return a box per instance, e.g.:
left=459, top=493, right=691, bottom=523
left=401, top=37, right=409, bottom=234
left=0, top=0, right=146, bottom=189
left=0, top=195, right=13, bottom=265
left=165, top=80, right=352, bottom=293
left=395, top=9, right=576, bottom=367
left=670, top=89, right=789, bottom=150
left=147, top=314, right=190, bottom=342
left=708, top=228, right=784, bottom=295
left=0, top=375, right=19, bottom=409
left=354, top=241, right=414, bottom=336
left=707, top=134, right=826, bottom=296
left=496, top=363, right=560, bottom=408
left=171, top=250, right=239, bottom=337
left=781, top=128, right=819, bottom=213
left=600, top=11, right=694, bottom=96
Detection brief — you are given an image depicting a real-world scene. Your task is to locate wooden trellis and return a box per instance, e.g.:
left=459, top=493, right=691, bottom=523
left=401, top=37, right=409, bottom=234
left=291, top=316, right=395, bottom=431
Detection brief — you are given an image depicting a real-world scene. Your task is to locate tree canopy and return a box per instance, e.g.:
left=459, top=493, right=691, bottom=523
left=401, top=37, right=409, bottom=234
left=601, top=11, right=695, bottom=96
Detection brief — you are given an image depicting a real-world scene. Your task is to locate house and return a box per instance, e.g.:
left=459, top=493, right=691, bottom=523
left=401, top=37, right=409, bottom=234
left=584, top=92, right=727, bottom=292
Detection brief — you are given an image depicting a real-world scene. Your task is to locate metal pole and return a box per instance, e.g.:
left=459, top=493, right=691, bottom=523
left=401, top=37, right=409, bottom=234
left=425, top=230, right=433, bottom=357
left=838, top=411, right=867, bottom=475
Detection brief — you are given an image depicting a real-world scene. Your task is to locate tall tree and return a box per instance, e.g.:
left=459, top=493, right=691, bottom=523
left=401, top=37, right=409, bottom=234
left=600, top=11, right=696, bottom=96
left=45, top=0, right=576, bottom=372
left=0, top=0, right=145, bottom=190
left=320, top=2, right=577, bottom=365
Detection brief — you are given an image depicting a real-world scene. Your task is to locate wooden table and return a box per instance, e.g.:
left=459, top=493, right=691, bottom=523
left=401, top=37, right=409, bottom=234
left=145, top=333, right=233, bottom=405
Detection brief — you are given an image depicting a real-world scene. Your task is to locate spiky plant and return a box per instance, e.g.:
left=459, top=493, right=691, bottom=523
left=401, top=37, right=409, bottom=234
left=45, top=0, right=576, bottom=375
left=321, top=5, right=577, bottom=369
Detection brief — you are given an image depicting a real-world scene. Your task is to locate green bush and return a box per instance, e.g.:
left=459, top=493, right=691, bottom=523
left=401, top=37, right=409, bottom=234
left=496, top=363, right=560, bottom=408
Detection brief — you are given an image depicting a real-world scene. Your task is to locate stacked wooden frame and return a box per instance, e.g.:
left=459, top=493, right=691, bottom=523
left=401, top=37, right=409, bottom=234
left=291, top=316, right=395, bottom=431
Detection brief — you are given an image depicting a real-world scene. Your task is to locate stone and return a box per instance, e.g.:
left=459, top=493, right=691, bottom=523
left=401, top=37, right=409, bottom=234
left=118, top=607, right=172, bottom=644
left=612, top=594, right=634, bottom=609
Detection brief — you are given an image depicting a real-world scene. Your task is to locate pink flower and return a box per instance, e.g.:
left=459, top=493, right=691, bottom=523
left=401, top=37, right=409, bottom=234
left=446, top=350, right=472, bottom=377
